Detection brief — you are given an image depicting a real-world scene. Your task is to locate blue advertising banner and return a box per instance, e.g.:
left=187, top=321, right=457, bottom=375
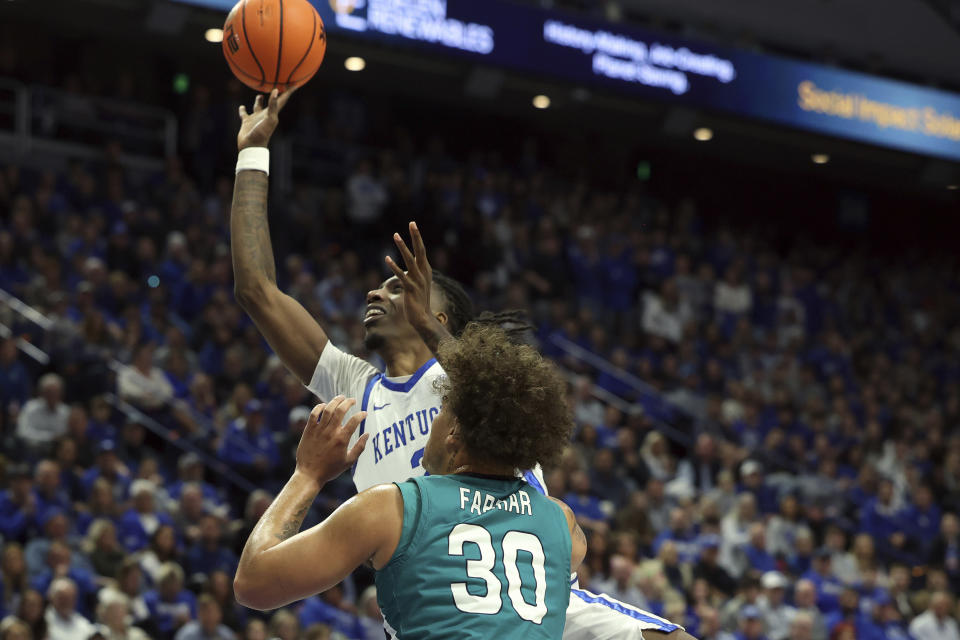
left=180, top=0, right=960, bottom=161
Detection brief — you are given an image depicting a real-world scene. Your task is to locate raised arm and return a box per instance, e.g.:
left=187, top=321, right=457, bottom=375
left=231, top=89, right=328, bottom=383
left=233, top=399, right=400, bottom=611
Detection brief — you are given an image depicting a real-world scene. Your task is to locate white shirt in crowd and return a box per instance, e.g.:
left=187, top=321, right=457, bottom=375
left=45, top=607, right=95, bottom=640
left=714, top=281, right=752, bottom=315
left=16, top=398, right=69, bottom=446
left=118, top=365, right=174, bottom=410
left=909, top=610, right=960, bottom=640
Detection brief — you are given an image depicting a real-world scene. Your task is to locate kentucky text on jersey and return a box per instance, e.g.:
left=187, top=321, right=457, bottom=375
left=371, top=407, right=440, bottom=463
left=459, top=486, right=534, bottom=516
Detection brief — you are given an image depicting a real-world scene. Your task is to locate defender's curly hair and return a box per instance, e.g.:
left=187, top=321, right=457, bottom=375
left=432, top=271, right=534, bottom=339
left=435, top=323, right=573, bottom=471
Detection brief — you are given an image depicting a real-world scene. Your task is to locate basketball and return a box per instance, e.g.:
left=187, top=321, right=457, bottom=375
left=222, top=0, right=326, bottom=93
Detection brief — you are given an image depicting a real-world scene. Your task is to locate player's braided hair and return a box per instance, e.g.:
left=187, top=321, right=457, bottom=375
left=432, top=271, right=535, bottom=340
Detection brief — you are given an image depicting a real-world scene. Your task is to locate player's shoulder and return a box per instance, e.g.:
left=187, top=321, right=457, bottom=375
left=547, top=496, right=577, bottom=528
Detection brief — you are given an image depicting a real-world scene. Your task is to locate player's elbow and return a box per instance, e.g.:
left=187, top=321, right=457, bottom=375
left=233, top=571, right=274, bottom=611
left=234, top=281, right=274, bottom=312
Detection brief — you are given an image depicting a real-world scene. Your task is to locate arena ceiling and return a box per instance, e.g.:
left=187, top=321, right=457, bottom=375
left=610, top=0, right=960, bottom=90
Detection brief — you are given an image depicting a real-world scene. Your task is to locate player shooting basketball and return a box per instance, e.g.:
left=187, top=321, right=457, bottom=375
left=230, top=89, right=695, bottom=640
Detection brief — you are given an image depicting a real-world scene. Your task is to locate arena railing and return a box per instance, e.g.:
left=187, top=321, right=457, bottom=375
left=547, top=333, right=694, bottom=446
left=548, top=332, right=805, bottom=474
left=0, top=76, right=177, bottom=171
left=0, top=287, right=262, bottom=493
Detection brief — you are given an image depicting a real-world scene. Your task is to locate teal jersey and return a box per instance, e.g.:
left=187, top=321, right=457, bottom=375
left=376, top=474, right=572, bottom=640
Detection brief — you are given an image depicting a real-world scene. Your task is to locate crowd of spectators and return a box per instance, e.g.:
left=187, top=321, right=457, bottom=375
left=1, top=67, right=960, bottom=640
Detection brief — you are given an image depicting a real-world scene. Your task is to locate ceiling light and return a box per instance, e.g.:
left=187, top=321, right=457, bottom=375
left=532, top=95, right=551, bottom=109
left=693, top=127, right=713, bottom=142
left=205, top=28, right=223, bottom=43
left=344, top=56, right=366, bottom=71
left=811, top=153, right=830, bottom=164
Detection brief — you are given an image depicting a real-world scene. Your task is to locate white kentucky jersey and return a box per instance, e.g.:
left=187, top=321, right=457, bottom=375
left=305, top=342, right=548, bottom=493
left=306, top=342, right=444, bottom=492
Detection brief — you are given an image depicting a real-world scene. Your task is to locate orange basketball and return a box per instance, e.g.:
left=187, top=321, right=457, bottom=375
left=222, top=0, right=326, bottom=93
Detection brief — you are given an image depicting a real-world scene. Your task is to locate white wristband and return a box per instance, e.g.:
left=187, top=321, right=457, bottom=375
left=236, top=147, right=270, bottom=175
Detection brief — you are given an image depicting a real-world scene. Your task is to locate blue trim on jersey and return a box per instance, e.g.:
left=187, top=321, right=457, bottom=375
left=570, top=590, right=680, bottom=632
left=379, top=358, right=437, bottom=392
left=352, top=374, right=382, bottom=476
left=523, top=470, right=546, bottom=495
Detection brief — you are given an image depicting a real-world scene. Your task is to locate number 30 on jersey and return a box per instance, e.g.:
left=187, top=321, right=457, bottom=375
left=447, top=523, right=548, bottom=624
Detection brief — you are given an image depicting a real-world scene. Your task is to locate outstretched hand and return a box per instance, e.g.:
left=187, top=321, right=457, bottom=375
left=295, top=397, right=368, bottom=486
left=386, top=221, right=434, bottom=331
left=237, top=87, right=297, bottom=151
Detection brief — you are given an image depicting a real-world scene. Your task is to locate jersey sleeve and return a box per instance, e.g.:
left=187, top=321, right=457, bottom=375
left=305, top=342, right=380, bottom=402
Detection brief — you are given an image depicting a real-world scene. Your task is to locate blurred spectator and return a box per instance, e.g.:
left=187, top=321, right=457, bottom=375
left=1, top=543, right=28, bottom=615
left=789, top=611, right=815, bottom=640
left=184, top=515, right=237, bottom=581
left=139, top=525, right=180, bottom=585
left=0, top=465, right=38, bottom=543
left=593, top=555, right=647, bottom=609
left=908, top=591, right=959, bottom=640
left=693, top=535, right=735, bottom=597
left=0, top=618, right=31, bottom=640
left=757, top=571, right=795, bottom=640
left=298, top=585, right=364, bottom=640
left=45, top=577, right=94, bottom=640
left=698, top=606, right=737, bottom=640
left=720, top=575, right=762, bottom=631
left=792, top=579, right=827, bottom=640
left=267, top=609, right=298, bottom=640
left=0, top=338, right=31, bottom=430
left=928, top=512, right=960, bottom=592
left=676, top=433, right=721, bottom=494
left=118, top=480, right=174, bottom=553
left=217, top=401, right=278, bottom=485
left=82, top=441, right=131, bottom=502
left=143, top=563, right=196, bottom=639
left=29, top=541, right=97, bottom=611
left=117, top=343, right=174, bottom=411
left=83, top=520, right=124, bottom=581
left=241, top=619, right=266, bottom=640
left=174, top=594, right=235, bottom=640
left=823, top=587, right=864, bottom=637
left=16, top=374, right=69, bottom=455
left=95, top=589, right=149, bottom=640
left=735, top=604, right=767, bottom=640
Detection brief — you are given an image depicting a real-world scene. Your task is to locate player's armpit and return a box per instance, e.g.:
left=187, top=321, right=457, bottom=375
left=550, top=497, right=587, bottom=573
left=234, top=484, right=403, bottom=610
left=238, top=286, right=328, bottom=384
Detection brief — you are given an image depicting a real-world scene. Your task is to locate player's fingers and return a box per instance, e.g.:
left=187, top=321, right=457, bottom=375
left=346, top=433, right=369, bottom=465
left=330, top=397, right=356, bottom=426
left=277, top=85, right=298, bottom=110
left=267, top=88, right=280, bottom=116
left=410, top=221, right=430, bottom=270
left=253, top=94, right=264, bottom=113
left=342, top=411, right=367, bottom=439
left=309, top=404, right=325, bottom=426
left=384, top=256, right=409, bottom=284
left=319, top=395, right=345, bottom=428
left=393, top=233, right=417, bottom=272
left=239, top=105, right=248, bottom=119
